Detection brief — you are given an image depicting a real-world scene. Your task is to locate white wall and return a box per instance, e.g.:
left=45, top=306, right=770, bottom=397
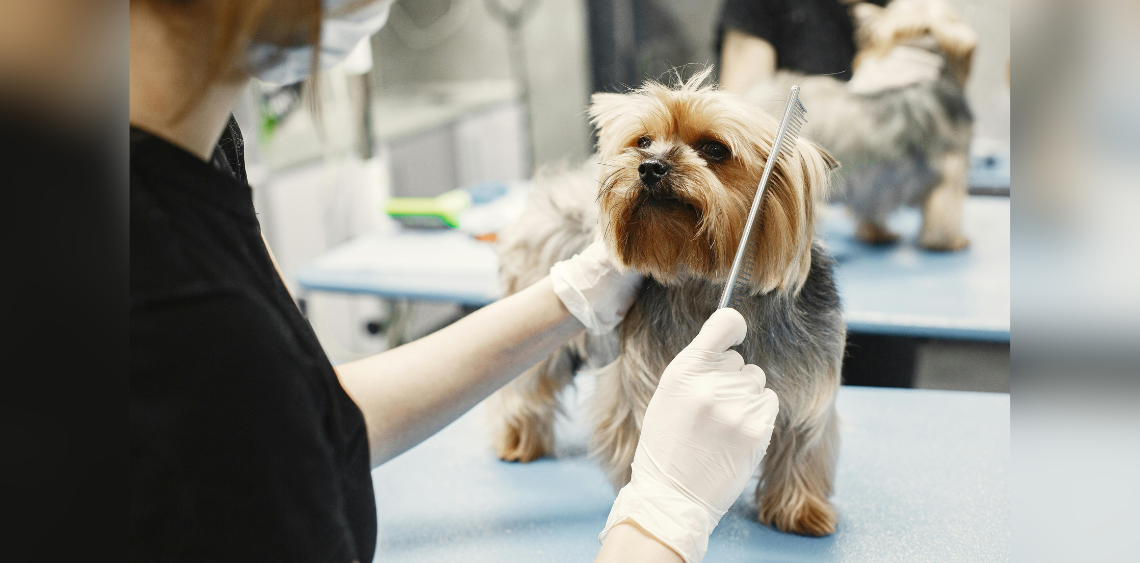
left=372, top=0, right=595, bottom=169
left=947, top=0, right=1011, bottom=143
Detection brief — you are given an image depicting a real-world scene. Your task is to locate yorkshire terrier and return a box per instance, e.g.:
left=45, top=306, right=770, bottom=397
left=488, top=69, right=846, bottom=536
left=747, top=0, right=977, bottom=250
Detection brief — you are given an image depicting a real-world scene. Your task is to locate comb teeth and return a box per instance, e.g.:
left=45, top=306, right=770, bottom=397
left=776, top=100, right=806, bottom=164
left=717, top=86, right=807, bottom=311
left=725, top=238, right=758, bottom=309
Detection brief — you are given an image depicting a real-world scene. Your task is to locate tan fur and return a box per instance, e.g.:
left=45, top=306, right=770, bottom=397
left=489, top=69, right=846, bottom=537
left=918, top=152, right=970, bottom=250
left=855, top=220, right=903, bottom=244
left=488, top=346, right=579, bottom=462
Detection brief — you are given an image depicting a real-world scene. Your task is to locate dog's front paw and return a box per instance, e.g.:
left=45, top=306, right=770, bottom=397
left=918, top=232, right=969, bottom=252
left=854, top=221, right=901, bottom=245
left=493, top=418, right=550, bottom=463
left=759, top=492, right=838, bottom=537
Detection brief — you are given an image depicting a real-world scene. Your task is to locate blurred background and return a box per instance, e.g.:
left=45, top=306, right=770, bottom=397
left=1, top=0, right=1136, bottom=559
left=238, top=0, right=1011, bottom=398
left=1013, top=1, right=1140, bottom=561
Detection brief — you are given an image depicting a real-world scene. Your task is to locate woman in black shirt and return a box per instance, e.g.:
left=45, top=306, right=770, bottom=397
left=717, top=0, right=889, bottom=92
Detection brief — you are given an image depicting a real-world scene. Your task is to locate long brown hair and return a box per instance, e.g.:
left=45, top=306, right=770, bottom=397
left=136, top=0, right=323, bottom=117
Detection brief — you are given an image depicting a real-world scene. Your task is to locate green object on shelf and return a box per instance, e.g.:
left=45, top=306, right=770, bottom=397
left=386, top=190, right=471, bottom=228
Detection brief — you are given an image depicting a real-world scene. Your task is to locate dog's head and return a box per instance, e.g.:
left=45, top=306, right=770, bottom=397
left=851, top=0, right=978, bottom=86
left=591, top=68, right=837, bottom=295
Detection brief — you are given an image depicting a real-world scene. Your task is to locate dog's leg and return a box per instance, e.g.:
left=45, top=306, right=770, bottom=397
left=918, top=151, right=970, bottom=251
left=846, top=168, right=901, bottom=245
left=854, top=219, right=901, bottom=245
left=589, top=351, right=658, bottom=490
left=487, top=347, right=577, bottom=462
left=756, top=390, right=841, bottom=536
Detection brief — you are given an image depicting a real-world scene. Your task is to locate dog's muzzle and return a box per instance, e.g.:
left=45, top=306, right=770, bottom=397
left=638, top=159, right=671, bottom=191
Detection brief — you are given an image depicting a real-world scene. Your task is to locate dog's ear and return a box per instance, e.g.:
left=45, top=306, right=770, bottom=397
left=931, top=14, right=978, bottom=86
left=589, top=93, right=628, bottom=124
left=798, top=139, right=839, bottom=214
left=748, top=137, right=837, bottom=295
left=814, top=143, right=840, bottom=173
left=589, top=92, right=639, bottom=157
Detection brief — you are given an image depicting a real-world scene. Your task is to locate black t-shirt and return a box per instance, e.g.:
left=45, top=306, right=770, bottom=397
left=130, top=118, right=377, bottom=562
left=717, top=0, right=887, bottom=81
left=2, top=97, right=123, bottom=558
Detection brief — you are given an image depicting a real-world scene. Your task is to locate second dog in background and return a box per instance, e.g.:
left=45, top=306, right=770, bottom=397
left=748, top=0, right=978, bottom=250
left=488, top=70, right=847, bottom=536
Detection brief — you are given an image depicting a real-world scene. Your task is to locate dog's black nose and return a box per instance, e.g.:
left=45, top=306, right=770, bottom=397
left=638, top=159, right=670, bottom=186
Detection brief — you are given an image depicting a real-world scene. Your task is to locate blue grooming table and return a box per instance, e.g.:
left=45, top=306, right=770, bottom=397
left=297, top=228, right=501, bottom=306
left=822, top=197, right=1009, bottom=341
left=969, top=148, right=1011, bottom=195
left=370, top=383, right=1009, bottom=562
left=297, top=196, right=1009, bottom=341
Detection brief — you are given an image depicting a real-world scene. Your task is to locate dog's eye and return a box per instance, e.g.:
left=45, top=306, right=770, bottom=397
left=698, top=141, right=730, bottom=161
left=637, top=136, right=651, bottom=149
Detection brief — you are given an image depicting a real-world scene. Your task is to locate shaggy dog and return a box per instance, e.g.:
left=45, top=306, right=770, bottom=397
left=488, top=69, right=846, bottom=536
left=748, top=0, right=977, bottom=250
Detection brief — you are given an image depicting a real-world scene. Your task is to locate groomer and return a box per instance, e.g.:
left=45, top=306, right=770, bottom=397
left=130, top=1, right=778, bottom=562
left=717, top=0, right=888, bottom=93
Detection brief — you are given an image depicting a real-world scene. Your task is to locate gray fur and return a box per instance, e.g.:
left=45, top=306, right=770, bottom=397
left=748, top=58, right=973, bottom=226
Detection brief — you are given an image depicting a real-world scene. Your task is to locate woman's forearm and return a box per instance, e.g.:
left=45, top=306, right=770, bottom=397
left=335, top=276, right=583, bottom=467
left=719, top=29, right=777, bottom=93
left=595, top=523, right=684, bottom=563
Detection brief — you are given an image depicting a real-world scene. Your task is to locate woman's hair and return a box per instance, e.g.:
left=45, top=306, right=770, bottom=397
left=136, top=0, right=320, bottom=115
left=139, top=0, right=385, bottom=123
left=139, top=0, right=379, bottom=115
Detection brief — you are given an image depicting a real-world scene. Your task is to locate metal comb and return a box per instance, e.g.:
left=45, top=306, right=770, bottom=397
left=717, top=85, right=807, bottom=310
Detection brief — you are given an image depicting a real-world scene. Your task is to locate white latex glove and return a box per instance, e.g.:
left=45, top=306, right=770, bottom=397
left=598, top=308, right=779, bottom=563
left=550, top=241, right=643, bottom=335
left=847, top=44, right=944, bottom=95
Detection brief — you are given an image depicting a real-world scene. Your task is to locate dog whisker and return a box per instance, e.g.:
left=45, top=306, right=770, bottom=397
left=596, top=168, right=639, bottom=202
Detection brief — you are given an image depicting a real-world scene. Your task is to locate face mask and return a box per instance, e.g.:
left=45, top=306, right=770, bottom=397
left=248, top=0, right=395, bottom=86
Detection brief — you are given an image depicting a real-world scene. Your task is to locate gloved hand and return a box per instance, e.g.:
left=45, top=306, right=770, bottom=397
left=846, top=43, right=944, bottom=94
left=598, top=308, right=779, bottom=563
left=550, top=240, right=643, bottom=335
